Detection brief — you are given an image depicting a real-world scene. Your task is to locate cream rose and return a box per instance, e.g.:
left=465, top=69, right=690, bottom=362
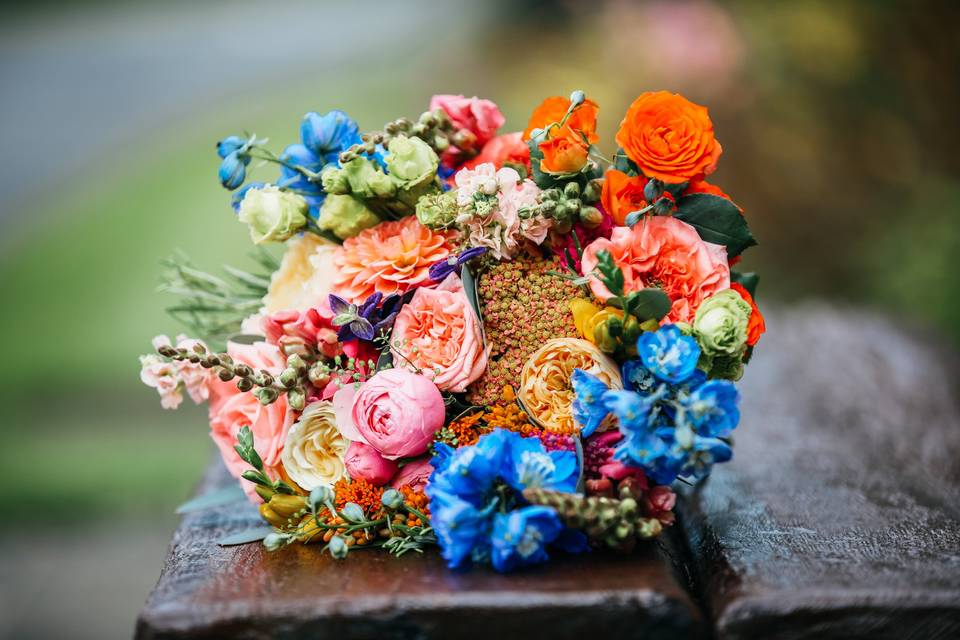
left=281, top=400, right=349, bottom=491
left=519, top=338, right=622, bottom=433
left=263, top=234, right=340, bottom=314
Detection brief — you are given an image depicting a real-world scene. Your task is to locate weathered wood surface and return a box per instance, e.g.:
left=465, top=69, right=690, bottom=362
left=137, top=304, right=960, bottom=639
left=136, top=463, right=705, bottom=640
left=677, top=304, right=960, bottom=639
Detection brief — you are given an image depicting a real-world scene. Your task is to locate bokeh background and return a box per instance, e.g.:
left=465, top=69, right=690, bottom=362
left=1, top=1, right=957, bottom=637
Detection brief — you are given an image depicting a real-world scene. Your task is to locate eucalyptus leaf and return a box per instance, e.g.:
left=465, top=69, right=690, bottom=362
left=732, top=271, right=759, bottom=298
left=218, top=526, right=275, bottom=547
left=674, top=193, right=757, bottom=258
left=175, top=485, right=246, bottom=514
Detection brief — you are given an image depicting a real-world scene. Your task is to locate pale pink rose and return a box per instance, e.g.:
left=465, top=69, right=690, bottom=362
left=261, top=307, right=340, bottom=358
left=580, top=216, right=729, bottom=323
left=430, top=94, right=505, bottom=149
left=390, top=458, right=433, bottom=491
left=208, top=340, right=295, bottom=501
left=347, top=369, right=445, bottom=460
left=391, top=273, right=487, bottom=392
left=344, top=441, right=398, bottom=486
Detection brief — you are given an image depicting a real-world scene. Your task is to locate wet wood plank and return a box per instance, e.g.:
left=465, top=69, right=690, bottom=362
left=136, top=461, right=705, bottom=639
left=677, top=304, right=960, bottom=639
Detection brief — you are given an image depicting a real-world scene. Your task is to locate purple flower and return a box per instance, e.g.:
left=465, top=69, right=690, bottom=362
left=329, top=291, right=408, bottom=342
left=428, top=247, right=487, bottom=281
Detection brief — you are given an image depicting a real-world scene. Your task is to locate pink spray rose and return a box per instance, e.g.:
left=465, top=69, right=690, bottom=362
left=391, top=273, right=487, bottom=392
left=390, top=458, right=433, bottom=491
left=430, top=94, right=505, bottom=150
left=334, top=369, right=445, bottom=460
left=262, top=307, right=340, bottom=359
left=344, top=441, right=399, bottom=486
left=208, top=340, right=295, bottom=501
left=580, top=216, right=729, bottom=323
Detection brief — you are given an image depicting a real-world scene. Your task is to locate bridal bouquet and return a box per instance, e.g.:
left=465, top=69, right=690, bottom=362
left=140, top=89, right=763, bottom=572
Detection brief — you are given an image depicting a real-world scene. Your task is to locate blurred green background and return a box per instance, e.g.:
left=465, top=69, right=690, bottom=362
left=0, top=0, right=957, bottom=637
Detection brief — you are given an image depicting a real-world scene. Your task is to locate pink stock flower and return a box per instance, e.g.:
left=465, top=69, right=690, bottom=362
left=208, top=340, right=295, bottom=501
left=334, top=369, right=445, bottom=460
left=391, top=273, right=487, bottom=392
left=140, top=335, right=215, bottom=409
left=344, top=441, right=399, bottom=486
left=391, top=458, right=433, bottom=491
left=430, top=94, right=505, bottom=150
left=262, top=307, right=340, bottom=358
left=580, top=216, right=729, bottom=323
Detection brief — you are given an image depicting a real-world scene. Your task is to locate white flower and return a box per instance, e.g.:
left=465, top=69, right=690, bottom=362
left=281, top=401, right=350, bottom=491
left=263, top=234, right=340, bottom=314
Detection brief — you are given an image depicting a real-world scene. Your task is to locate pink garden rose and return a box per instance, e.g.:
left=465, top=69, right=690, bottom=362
left=430, top=94, right=505, bottom=150
left=208, top=340, right=295, bottom=501
left=580, top=216, right=729, bottom=323
left=390, top=458, right=433, bottom=491
left=344, top=441, right=399, bottom=486
left=333, top=369, right=445, bottom=460
left=391, top=273, right=487, bottom=392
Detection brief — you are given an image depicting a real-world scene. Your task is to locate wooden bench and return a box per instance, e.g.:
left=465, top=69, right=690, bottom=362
left=136, top=305, right=960, bottom=639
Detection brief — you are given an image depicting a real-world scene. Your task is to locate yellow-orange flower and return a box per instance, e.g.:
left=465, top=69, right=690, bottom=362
left=332, top=217, right=452, bottom=304
left=569, top=299, right=625, bottom=347
left=601, top=169, right=649, bottom=226
left=538, top=129, right=590, bottom=174
left=616, top=91, right=722, bottom=184
left=519, top=338, right=622, bottom=433
left=523, top=96, right=600, bottom=143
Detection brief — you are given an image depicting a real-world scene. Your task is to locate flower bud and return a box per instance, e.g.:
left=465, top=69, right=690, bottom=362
left=381, top=488, right=404, bottom=510
left=643, top=178, right=664, bottom=203
left=592, top=322, right=619, bottom=354
left=287, top=388, right=306, bottom=411
left=451, top=129, right=477, bottom=150
left=328, top=535, right=349, bottom=559
left=386, top=135, right=440, bottom=189
left=340, top=502, right=365, bottom=523
left=218, top=152, right=247, bottom=190
left=563, top=181, right=581, bottom=199
left=279, top=368, right=299, bottom=388
left=217, top=135, right=246, bottom=159
left=415, top=191, right=458, bottom=229
left=320, top=165, right=351, bottom=195
left=263, top=532, right=289, bottom=552
left=269, top=494, right=308, bottom=519
left=622, top=316, right=642, bottom=343
left=579, top=206, right=603, bottom=228
left=569, top=90, right=586, bottom=107
left=253, top=387, right=279, bottom=405
left=218, top=368, right=235, bottom=382
left=582, top=179, right=603, bottom=204
left=237, top=185, right=308, bottom=245
left=236, top=377, right=254, bottom=392
left=309, top=485, right=334, bottom=511
left=317, top=194, right=380, bottom=240
left=308, top=364, right=331, bottom=387
left=530, top=127, right=546, bottom=143
left=653, top=193, right=677, bottom=216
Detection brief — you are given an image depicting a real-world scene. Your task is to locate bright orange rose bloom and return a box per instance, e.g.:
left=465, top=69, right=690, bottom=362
left=538, top=129, right=590, bottom=174
left=684, top=179, right=730, bottom=199
left=730, top=283, right=765, bottom=346
left=523, top=96, right=600, bottom=143
left=616, top=91, right=722, bottom=184
left=601, top=169, right=649, bottom=225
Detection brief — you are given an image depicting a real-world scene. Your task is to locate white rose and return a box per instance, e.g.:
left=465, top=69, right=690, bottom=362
left=281, top=400, right=349, bottom=491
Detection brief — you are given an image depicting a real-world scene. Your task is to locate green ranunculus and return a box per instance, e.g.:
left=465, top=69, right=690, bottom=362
left=415, top=191, right=458, bottom=229
left=324, top=157, right=396, bottom=199
left=237, top=185, right=308, bottom=244
left=385, top=135, right=439, bottom=188
left=692, top=289, right=752, bottom=357
left=317, top=194, right=380, bottom=240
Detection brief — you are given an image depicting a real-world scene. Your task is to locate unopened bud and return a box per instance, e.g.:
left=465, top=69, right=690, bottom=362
left=236, top=377, right=254, bottom=392
left=253, top=387, right=278, bottom=405
left=579, top=206, right=603, bottom=228
left=340, top=502, right=365, bottom=523
left=218, top=369, right=235, bottom=382
left=309, top=485, right=334, bottom=511
left=279, top=368, right=299, bottom=388
left=582, top=179, right=603, bottom=203
left=381, top=488, right=404, bottom=510
left=563, top=181, right=580, bottom=199
left=569, top=90, right=586, bottom=107
left=328, top=535, right=349, bottom=559
left=234, top=364, right=253, bottom=377
left=287, top=388, right=306, bottom=411
left=263, top=532, right=288, bottom=552
left=643, top=178, right=664, bottom=203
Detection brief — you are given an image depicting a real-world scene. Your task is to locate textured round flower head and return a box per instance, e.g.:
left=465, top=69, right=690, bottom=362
left=616, top=91, right=722, bottom=184
left=332, top=217, right=452, bottom=304
left=519, top=338, right=622, bottom=433
left=281, top=400, right=349, bottom=491
left=580, top=216, right=730, bottom=323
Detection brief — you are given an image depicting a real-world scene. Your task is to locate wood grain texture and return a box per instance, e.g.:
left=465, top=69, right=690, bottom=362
left=677, top=304, right=960, bottom=639
left=136, top=462, right=705, bottom=639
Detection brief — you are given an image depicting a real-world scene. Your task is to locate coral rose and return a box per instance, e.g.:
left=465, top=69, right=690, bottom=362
left=519, top=338, right=622, bottom=434
left=262, top=307, right=339, bottom=359
left=208, top=340, right=295, bottom=501
left=430, top=94, right=505, bottom=149
left=581, top=216, right=730, bottom=323
left=601, top=169, right=649, bottom=225
left=731, top=283, right=766, bottom=347
left=264, top=234, right=340, bottom=313
left=616, top=91, right=722, bottom=184
left=335, top=369, right=445, bottom=460
left=281, top=400, right=349, bottom=491
left=462, top=132, right=531, bottom=173
left=391, top=273, right=488, bottom=392
left=344, top=441, right=398, bottom=486
left=332, top=216, right=452, bottom=304
left=523, top=95, right=600, bottom=144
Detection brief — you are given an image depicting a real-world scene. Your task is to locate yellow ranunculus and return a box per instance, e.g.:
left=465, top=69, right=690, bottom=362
left=518, top=338, right=622, bottom=434
left=569, top=298, right=624, bottom=348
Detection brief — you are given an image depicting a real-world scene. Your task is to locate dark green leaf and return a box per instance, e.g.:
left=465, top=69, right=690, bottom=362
left=595, top=250, right=625, bottom=297
left=461, top=265, right=487, bottom=349
left=674, top=193, right=757, bottom=258
left=528, top=139, right=558, bottom=189
left=611, top=148, right=639, bottom=175
left=731, top=271, right=759, bottom=298
left=175, top=485, right=246, bottom=514
left=625, top=288, right=672, bottom=322
left=218, top=526, right=275, bottom=547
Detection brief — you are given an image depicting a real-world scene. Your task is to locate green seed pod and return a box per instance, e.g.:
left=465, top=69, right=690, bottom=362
left=563, top=181, right=581, bottom=199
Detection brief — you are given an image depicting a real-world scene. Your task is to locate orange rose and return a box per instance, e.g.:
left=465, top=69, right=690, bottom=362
left=616, top=91, right=722, bottom=184
left=538, top=128, right=590, bottom=174
left=730, top=283, right=765, bottom=346
left=523, top=96, right=600, bottom=143
left=684, top=179, right=730, bottom=199
left=601, top=169, right=649, bottom=225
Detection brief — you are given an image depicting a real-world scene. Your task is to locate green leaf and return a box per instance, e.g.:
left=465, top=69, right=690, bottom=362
left=674, top=193, right=757, bottom=258
left=218, top=526, right=275, bottom=547
left=527, top=139, right=558, bottom=189
left=731, top=271, right=759, bottom=298
left=611, top=148, right=639, bottom=175
left=461, top=265, right=487, bottom=350
left=624, top=288, right=672, bottom=322
left=595, top=250, right=624, bottom=297
left=175, top=485, right=246, bottom=514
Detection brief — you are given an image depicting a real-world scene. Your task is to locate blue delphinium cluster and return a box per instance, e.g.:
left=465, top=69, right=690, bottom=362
left=426, top=429, right=586, bottom=572
left=216, top=110, right=363, bottom=219
left=572, top=324, right=740, bottom=485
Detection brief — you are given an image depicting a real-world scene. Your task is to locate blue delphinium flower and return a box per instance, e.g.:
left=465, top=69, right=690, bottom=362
left=301, top=110, right=362, bottom=164
left=426, top=429, right=582, bottom=572
left=570, top=369, right=611, bottom=437
left=218, top=151, right=249, bottom=190
left=637, top=324, right=700, bottom=384
left=682, top=380, right=740, bottom=438
left=490, top=506, right=563, bottom=572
